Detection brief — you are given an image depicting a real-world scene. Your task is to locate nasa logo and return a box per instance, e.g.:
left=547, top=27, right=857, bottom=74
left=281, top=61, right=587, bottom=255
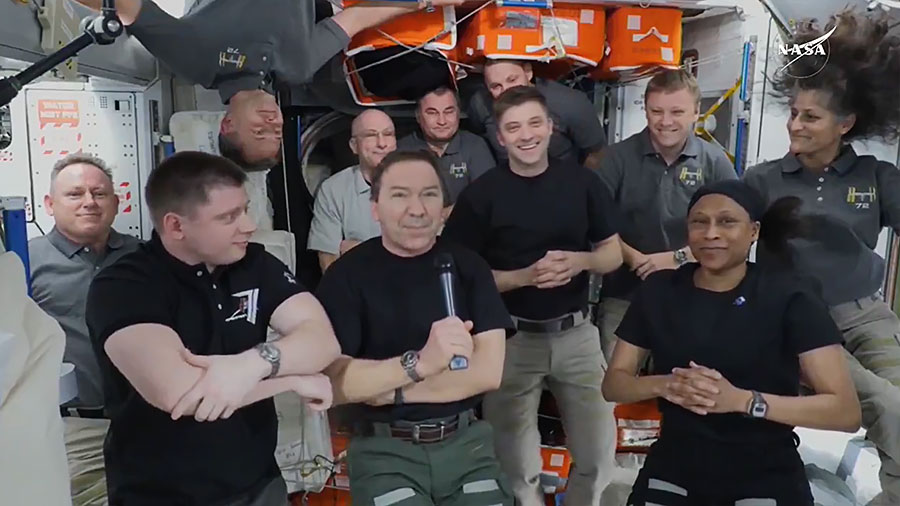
left=776, top=23, right=838, bottom=79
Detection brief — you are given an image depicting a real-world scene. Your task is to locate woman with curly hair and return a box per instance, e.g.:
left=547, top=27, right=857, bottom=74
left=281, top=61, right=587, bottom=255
left=743, top=9, right=900, bottom=505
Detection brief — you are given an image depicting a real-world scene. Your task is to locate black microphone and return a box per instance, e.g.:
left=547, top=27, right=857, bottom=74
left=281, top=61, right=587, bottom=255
left=436, top=252, right=469, bottom=371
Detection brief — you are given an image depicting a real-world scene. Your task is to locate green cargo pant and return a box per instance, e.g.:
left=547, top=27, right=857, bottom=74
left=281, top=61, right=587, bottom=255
left=64, top=416, right=109, bottom=506
left=830, top=294, right=900, bottom=504
left=346, top=418, right=513, bottom=506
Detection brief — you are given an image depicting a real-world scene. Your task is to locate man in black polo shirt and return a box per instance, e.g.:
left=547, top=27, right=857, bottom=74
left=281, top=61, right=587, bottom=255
left=317, top=149, right=515, bottom=505
left=75, top=0, right=463, bottom=169
left=85, top=151, right=340, bottom=505
left=443, top=86, right=623, bottom=506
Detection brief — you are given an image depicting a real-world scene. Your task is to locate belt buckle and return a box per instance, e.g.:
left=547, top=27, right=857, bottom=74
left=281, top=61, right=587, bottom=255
left=411, top=422, right=445, bottom=444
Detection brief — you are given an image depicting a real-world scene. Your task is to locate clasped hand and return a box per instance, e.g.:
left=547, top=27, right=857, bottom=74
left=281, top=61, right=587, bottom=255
left=658, top=361, right=749, bottom=415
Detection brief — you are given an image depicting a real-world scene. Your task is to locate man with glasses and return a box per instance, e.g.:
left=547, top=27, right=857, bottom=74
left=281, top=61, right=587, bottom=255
left=309, top=109, right=396, bottom=272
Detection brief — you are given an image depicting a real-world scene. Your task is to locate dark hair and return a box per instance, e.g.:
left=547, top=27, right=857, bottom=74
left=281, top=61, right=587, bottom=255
left=492, top=85, right=549, bottom=122
left=417, top=85, right=460, bottom=109
left=145, top=151, right=248, bottom=226
left=218, top=132, right=280, bottom=172
left=644, top=68, right=701, bottom=107
left=370, top=149, right=449, bottom=207
left=688, top=181, right=807, bottom=265
left=771, top=9, right=900, bottom=142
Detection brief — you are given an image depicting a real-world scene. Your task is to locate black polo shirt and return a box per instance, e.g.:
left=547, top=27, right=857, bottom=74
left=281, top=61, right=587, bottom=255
left=85, top=233, right=306, bottom=505
left=616, top=263, right=842, bottom=445
left=442, top=161, right=618, bottom=320
left=315, top=238, right=513, bottom=423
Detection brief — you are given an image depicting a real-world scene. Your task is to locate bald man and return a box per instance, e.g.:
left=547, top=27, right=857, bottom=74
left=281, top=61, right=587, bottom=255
left=308, top=110, right=397, bottom=271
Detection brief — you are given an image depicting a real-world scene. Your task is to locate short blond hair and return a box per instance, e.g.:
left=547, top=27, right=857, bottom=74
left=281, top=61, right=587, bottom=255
left=645, top=69, right=701, bottom=107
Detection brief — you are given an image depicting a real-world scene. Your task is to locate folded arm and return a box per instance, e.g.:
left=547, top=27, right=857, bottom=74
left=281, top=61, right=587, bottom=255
left=399, top=329, right=505, bottom=404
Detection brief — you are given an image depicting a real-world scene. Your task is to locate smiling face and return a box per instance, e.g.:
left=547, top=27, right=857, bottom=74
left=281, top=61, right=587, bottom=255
left=645, top=87, right=700, bottom=151
left=221, top=90, right=284, bottom=165
left=350, top=109, right=397, bottom=172
left=45, top=162, right=119, bottom=244
left=416, top=89, right=460, bottom=143
left=496, top=99, right=553, bottom=168
left=687, top=193, right=759, bottom=274
left=483, top=60, right=533, bottom=99
left=787, top=88, right=855, bottom=157
left=372, top=159, right=445, bottom=257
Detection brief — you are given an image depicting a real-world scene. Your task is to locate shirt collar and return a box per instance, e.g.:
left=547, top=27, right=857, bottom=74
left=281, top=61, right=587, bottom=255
left=353, top=165, right=372, bottom=195
left=47, top=227, right=82, bottom=258
left=780, top=145, right=858, bottom=174
left=638, top=127, right=701, bottom=158
left=147, top=231, right=261, bottom=282
left=47, top=227, right=126, bottom=258
left=218, top=76, right=275, bottom=105
left=410, top=131, right=461, bottom=156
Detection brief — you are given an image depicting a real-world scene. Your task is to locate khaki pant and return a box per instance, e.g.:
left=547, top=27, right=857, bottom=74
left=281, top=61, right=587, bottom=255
left=347, top=420, right=513, bottom=506
left=64, top=417, right=109, bottom=506
left=599, top=297, right=631, bottom=364
left=830, top=295, right=900, bottom=504
left=484, top=317, right=616, bottom=506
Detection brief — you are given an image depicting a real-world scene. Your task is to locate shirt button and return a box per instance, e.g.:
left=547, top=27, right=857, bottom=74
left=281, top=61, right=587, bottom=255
left=259, top=71, right=265, bottom=76
left=817, top=196, right=823, bottom=202
left=217, top=304, right=222, bottom=310
left=262, top=56, right=267, bottom=62
left=84, top=247, right=90, bottom=253
left=816, top=186, right=822, bottom=191
left=212, top=284, right=217, bottom=290
left=819, top=177, right=825, bottom=183
left=196, top=271, right=203, bottom=277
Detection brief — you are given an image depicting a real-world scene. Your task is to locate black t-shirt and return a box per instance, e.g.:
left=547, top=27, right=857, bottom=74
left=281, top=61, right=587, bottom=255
left=315, top=237, right=514, bottom=422
left=442, top=160, right=618, bottom=320
left=85, top=234, right=305, bottom=506
left=616, top=263, right=843, bottom=445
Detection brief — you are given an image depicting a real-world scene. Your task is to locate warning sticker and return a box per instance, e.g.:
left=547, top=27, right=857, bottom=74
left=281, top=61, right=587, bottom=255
left=37, top=99, right=82, bottom=157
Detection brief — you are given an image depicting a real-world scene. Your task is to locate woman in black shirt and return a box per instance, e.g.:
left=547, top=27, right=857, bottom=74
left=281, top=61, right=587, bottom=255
left=602, top=180, right=860, bottom=506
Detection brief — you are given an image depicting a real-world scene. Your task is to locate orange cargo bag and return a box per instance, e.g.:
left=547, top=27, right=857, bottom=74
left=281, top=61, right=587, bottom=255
left=599, top=7, right=682, bottom=77
left=342, top=1, right=457, bottom=57
left=458, top=4, right=605, bottom=67
left=615, top=399, right=662, bottom=453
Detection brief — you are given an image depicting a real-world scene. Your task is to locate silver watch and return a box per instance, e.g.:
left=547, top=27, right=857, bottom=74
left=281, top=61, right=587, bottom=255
left=673, top=247, right=689, bottom=266
left=401, top=350, right=424, bottom=383
left=748, top=390, right=768, bottom=418
left=254, top=342, right=281, bottom=379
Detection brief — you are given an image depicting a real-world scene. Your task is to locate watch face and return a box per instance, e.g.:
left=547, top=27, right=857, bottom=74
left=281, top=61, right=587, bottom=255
left=401, top=351, right=418, bottom=368
left=261, top=343, right=280, bottom=361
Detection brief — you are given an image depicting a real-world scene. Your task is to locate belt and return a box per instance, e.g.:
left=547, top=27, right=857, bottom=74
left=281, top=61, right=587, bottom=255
left=60, top=406, right=106, bottom=419
left=512, top=308, right=589, bottom=334
left=356, top=409, right=475, bottom=444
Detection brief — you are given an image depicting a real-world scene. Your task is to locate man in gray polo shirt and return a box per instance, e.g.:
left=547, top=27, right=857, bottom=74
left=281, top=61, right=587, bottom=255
left=398, top=86, right=495, bottom=206
left=309, top=109, right=395, bottom=272
left=75, top=0, right=462, bottom=169
left=594, top=69, right=735, bottom=360
left=28, top=153, right=140, bottom=506
left=466, top=59, right=607, bottom=169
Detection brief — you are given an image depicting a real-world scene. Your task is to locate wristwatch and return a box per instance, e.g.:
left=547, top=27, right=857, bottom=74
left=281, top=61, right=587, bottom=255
left=673, top=247, right=689, bottom=267
left=254, top=342, right=281, bottom=379
left=401, top=350, right=424, bottom=383
left=747, top=390, right=768, bottom=418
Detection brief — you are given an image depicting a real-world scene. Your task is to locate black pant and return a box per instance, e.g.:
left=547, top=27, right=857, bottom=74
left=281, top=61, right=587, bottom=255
left=626, top=434, right=814, bottom=506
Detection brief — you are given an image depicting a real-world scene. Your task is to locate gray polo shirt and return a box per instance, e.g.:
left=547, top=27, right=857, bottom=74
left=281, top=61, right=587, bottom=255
left=466, top=78, right=607, bottom=165
left=128, top=0, right=350, bottom=103
left=28, top=227, right=140, bottom=407
left=308, top=165, right=382, bottom=256
left=596, top=128, right=736, bottom=298
left=397, top=130, right=495, bottom=204
left=744, top=146, right=900, bottom=306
